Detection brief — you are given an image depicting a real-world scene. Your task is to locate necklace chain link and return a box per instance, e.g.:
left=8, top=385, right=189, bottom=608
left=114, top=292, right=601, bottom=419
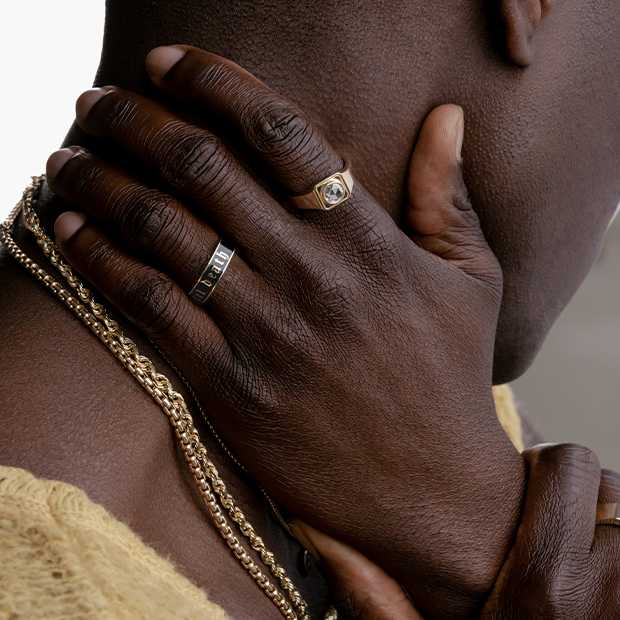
left=0, top=176, right=324, bottom=620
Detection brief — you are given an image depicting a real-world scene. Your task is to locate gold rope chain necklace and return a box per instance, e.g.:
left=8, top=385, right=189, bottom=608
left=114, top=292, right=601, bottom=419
left=0, top=176, right=334, bottom=620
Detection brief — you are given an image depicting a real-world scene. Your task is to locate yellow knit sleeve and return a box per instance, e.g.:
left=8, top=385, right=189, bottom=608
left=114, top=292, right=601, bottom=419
left=0, top=388, right=523, bottom=618
left=0, top=466, right=230, bottom=620
left=493, top=384, right=524, bottom=452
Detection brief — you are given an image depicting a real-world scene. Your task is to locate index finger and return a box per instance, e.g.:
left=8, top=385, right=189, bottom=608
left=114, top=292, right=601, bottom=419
left=145, top=45, right=346, bottom=198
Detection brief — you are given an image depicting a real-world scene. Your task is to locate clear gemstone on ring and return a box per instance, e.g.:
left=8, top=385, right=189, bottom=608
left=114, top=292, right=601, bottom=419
left=323, top=180, right=345, bottom=204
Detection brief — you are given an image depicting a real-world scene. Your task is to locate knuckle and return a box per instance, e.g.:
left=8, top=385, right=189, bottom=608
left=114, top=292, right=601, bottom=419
left=531, top=562, right=589, bottom=618
left=598, top=468, right=620, bottom=503
left=58, top=150, right=106, bottom=201
left=527, top=443, right=601, bottom=506
left=538, top=443, right=600, bottom=474
left=101, top=91, right=141, bottom=135
left=158, top=129, right=229, bottom=200
left=451, top=177, right=473, bottom=212
left=119, top=190, right=182, bottom=255
left=80, top=234, right=117, bottom=279
left=119, top=269, right=181, bottom=334
left=182, top=52, right=226, bottom=96
left=286, top=254, right=362, bottom=332
left=246, top=97, right=316, bottom=161
left=248, top=305, right=313, bottom=379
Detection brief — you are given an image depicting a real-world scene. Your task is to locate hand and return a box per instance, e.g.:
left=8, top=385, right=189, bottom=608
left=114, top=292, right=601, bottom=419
left=289, top=517, right=424, bottom=620
left=47, top=46, right=526, bottom=619
left=291, top=446, right=620, bottom=620
left=480, top=444, right=620, bottom=619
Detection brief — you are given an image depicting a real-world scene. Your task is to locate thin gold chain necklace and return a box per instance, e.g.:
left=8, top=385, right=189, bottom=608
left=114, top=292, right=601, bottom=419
left=0, top=176, right=332, bottom=620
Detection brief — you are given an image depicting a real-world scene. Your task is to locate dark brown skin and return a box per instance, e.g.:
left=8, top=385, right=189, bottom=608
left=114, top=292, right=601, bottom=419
left=69, top=0, right=620, bottom=383
left=47, top=53, right=525, bottom=619
left=479, top=447, right=620, bottom=619
left=1, top=0, right=620, bottom=618
left=294, top=448, right=620, bottom=620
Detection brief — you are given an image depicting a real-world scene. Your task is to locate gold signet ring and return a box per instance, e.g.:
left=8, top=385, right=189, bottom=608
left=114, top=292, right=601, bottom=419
left=289, top=157, right=355, bottom=211
left=596, top=503, right=620, bottom=527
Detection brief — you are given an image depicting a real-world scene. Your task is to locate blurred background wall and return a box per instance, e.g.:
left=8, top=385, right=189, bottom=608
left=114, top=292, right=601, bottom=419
left=1, top=1, right=104, bottom=211
left=2, top=1, right=619, bottom=470
left=512, top=218, right=620, bottom=471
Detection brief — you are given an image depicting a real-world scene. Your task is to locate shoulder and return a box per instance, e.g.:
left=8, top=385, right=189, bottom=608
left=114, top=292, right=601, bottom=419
left=0, top=227, right=175, bottom=503
left=0, top=464, right=230, bottom=620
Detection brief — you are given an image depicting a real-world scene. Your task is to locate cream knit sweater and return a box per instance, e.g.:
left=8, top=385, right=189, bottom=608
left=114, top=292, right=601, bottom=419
left=0, top=385, right=522, bottom=619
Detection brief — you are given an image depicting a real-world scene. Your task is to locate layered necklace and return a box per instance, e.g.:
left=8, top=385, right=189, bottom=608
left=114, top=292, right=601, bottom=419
left=0, top=176, right=336, bottom=620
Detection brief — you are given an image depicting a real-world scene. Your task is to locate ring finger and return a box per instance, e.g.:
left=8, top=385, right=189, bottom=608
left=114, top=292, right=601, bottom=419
left=46, top=146, right=264, bottom=320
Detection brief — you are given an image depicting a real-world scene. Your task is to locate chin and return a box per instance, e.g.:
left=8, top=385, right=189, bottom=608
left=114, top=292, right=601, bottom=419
left=491, top=320, right=551, bottom=385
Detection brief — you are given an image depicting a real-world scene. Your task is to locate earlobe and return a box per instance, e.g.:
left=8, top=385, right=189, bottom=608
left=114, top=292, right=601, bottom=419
left=498, top=0, right=552, bottom=66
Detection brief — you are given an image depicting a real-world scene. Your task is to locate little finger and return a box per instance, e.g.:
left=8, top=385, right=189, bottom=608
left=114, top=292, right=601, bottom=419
left=47, top=146, right=263, bottom=317
left=53, top=211, right=232, bottom=383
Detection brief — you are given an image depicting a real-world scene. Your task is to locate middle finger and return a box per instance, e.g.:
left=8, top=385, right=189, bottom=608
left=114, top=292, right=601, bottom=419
left=47, top=147, right=265, bottom=319
left=74, top=85, right=306, bottom=268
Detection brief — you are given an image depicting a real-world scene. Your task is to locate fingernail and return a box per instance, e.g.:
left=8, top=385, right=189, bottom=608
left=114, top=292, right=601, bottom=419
left=288, top=518, right=321, bottom=563
left=75, top=87, right=112, bottom=123
left=146, top=46, right=186, bottom=80
left=46, top=148, right=76, bottom=182
left=55, top=211, right=87, bottom=242
left=455, top=106, right=464, bottom=163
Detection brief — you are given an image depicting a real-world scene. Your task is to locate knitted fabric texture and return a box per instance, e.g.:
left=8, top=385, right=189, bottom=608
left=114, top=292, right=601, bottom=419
left=0, top=387, right=522, bottom=618
left=492, top=384, right=524, bottom=452
left=0, top=466, right=230, bottom=620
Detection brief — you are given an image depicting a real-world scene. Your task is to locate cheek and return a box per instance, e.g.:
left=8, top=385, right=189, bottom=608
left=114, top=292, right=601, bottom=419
left=470, top=119, right=620, bottom=384
left=457, top=15, right=620, bottom=382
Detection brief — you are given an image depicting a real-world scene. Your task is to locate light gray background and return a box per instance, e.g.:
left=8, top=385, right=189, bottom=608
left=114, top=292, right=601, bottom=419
left=1, top=2, right=104, bottom=209
left=512, top=218, right=620, bottom=470
left=2, top=2, right=619, bottom=470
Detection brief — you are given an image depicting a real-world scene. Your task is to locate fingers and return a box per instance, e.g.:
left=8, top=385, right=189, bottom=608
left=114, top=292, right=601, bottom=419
left=481, top=444, right=620, bottom=620
left=598, top=469, right=620, bottom=505
left=289, top=519, right=423, bottom=620
left=48, top=146, right=218, bottom=290
left=522, top=443, right=601, bottom=558
left=144, top=46, right=429, bottom=285
left=74, top=84, right=302, bottom=261
left=144, top=46, right=402, bottom=262
left=145, top=45, right=343, bottom=197
left=405, top=105, right=502, bottom=288
left=592, top=468, right=620, bottom=567
left=71, top=54, right=407, bottom=307
left=47, top=146, right=266, bottom=329
left=53, top=213, right=231, bottom=377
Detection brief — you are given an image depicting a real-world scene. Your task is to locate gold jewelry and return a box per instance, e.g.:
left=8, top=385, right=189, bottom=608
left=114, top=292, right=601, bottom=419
left=289, top=157, right=355, bottom=211
left=188, top=236, right=235, bottom=305
left=596, top=503, right=620, bottom=526
left=0, top=176, right=312, bottom=620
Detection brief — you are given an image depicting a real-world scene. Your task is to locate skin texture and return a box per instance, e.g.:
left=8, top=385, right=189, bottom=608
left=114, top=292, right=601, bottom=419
left=292, top=447, right=620, bottom=620
left=479, top=446, right=620, bottom=619
left=47, top=56, right=527, bottom=618
left=1, top=1, right=620, bottom=618
left=49, top=0, right=620, bottom=384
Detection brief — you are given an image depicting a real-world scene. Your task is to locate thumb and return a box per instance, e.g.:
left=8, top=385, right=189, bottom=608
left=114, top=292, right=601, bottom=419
left=289, top=518, right=423, bottom=620
left=406, top=104, right=501, bottom=286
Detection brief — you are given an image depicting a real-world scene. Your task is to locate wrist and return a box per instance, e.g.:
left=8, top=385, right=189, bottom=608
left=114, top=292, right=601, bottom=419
left=291, top=405, right=528, bottom=620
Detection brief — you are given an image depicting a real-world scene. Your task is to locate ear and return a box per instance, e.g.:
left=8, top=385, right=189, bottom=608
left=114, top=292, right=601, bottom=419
left=498, top=0, right=553, bottom=66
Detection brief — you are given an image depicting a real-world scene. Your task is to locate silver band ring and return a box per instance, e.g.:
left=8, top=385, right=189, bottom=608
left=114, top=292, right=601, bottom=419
left=289, top=157, right=355, bottom=211
left=188, top=236, right=236, bottom=306
left=596, top=503, right=620, bottom=527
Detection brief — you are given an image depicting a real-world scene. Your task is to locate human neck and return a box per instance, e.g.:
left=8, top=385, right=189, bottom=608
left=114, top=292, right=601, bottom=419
left=42, top=0, right=473, bottom=233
